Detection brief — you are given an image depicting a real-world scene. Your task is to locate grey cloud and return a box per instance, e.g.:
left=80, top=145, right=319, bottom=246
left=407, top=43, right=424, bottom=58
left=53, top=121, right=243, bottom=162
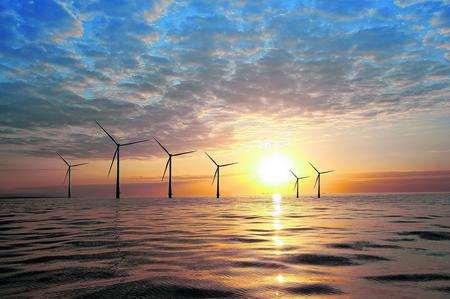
left=0, top=0, right=449, bottom=159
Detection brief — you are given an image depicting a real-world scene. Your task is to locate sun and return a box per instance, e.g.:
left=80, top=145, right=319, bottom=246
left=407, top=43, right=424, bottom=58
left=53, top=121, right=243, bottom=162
left=257, top=153, right=293, bottom=185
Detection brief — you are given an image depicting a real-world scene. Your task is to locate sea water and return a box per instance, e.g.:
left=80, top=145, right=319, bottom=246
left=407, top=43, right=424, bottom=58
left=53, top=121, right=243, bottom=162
left=0, top=193, right=449, bottom=298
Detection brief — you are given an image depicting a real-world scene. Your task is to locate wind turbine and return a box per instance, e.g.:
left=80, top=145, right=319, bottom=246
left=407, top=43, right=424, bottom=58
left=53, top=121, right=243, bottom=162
left=205, top=152, right=238, bottom=199
left=96, top=121, right=149, bottom=199
left=309, top=161, right=334, bottom=198
left=154, top=137, right=195, bottom=198
left=56, top=152, right=87, bottom=198
left=289, top=169, right=308, bottom=199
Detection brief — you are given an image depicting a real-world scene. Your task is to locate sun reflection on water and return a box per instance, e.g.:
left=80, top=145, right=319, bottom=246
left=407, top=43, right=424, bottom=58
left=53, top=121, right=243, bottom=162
left=272, top=193, right=285, bottom=254
left=272, top=194, right=282, bottom=217
left=272, top=193, right=282, bottom=202
left=273, top=218, right=283, bottom=230
left=273, top=235, right=284, bottom=247
left=276, top=274, right=285, bottom=283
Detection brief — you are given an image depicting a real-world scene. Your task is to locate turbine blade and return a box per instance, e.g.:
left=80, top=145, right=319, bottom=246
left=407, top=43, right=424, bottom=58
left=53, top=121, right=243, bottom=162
left=308, top=161, right=320, bottom=173
left=205, top=152, right=218, bottom=166
left=314, top=175, right=319, bottom=189
left=63, top=168, right=69, bottom=184
left=173, top=150, right=195, bottom=156
left=221, top=162, right=238, bottom=167
left=289, top=169, right=298, bottom=178
left=212, top=168, right=218, bottom=185
left=321, top=170, right=334, bottom=174
left=121, top=139, right=149, bottom=146
left=293, top=180, right=298, bottom=191
left=96, top=121, right=118, bottom=144
left=162, top=158, right=169, bottom=181
left=108, top=149, right=117, bottom=177
left=154, top=137, right=170, bottom=155
left=299, top=176, right=309, bottom=179
left=56, top=152, right=69, bottom=166
left=72, top=163, right=88, bottom=167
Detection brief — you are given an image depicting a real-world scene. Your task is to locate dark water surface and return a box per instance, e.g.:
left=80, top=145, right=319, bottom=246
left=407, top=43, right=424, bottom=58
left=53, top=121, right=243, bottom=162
left=1, top=193, right=449, bottom=298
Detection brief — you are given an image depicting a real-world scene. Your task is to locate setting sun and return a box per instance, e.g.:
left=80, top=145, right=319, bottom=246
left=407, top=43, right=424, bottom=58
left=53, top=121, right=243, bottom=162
left=257, top=153, right=293, bottom=185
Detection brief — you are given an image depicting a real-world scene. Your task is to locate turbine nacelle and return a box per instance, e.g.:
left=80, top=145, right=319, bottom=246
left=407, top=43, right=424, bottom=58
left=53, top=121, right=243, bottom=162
left=57, top=152, right=88, bottom=176
left=308, top=161, right=333, bottom=177
left=290, top=170, right=309, bottom=180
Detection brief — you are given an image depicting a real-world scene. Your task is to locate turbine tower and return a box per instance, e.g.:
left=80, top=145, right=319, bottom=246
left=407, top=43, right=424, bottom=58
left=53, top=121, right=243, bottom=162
left=309, top=161, right=334, bottom=198
left=154, top=137, right=195, bottom=198
left=96, top=121, right=149, bottom=199
left=56, top=152, right=87, bottom=198
left=289, top=169, right=308, bottom=199
left=205, top=152, right=238, bottom=199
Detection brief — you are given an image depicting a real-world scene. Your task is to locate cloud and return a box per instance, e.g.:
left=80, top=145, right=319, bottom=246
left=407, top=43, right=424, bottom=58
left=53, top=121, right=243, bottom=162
left=336, top=170, right=450, bottom=193
left=395, top=0, right=449, bottom=8
left=0, top=0, right=449, bottom=159
left=431, top=6, right=450, bottom=33
left=1, top=0, right=82, bottom=43
left=144, top=0, right=174, bottom=22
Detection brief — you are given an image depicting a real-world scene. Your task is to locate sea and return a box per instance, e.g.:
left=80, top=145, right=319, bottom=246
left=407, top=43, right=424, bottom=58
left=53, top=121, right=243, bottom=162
left=0, top=193, right=449, bottom=298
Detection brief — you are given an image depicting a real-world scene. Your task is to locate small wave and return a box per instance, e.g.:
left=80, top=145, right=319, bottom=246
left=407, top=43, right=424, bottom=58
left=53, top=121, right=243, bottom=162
left=365, top=273, right=450, bottom=282
left=432, top=286, right=450, bottom=293
left=66, top=220, right=105, bottom=226
left=433, top=224, right=450, bottom=229
left=352, top=254, right=390, bottom=261
left=2, top=267, right=127, bottom=285
left=0, top=266, right=19, bottom=274
left=74, top=280, right=244, bottom=298
left=284, top=253, right=389, bottom=266
left=232, top=260, right=288, bottom=269
left=389, top=220, right=420, bottom=223
left=228, top=237, right=267, bottom=243
left=398, top=231, right=450, bottom=241
left=285, top=227, right=316, bottom=232
left=412, top=216, right=435, bottom=220
left=284, top=254, right=355, bottom=266
left=383, top=238, right=415, bottom=242
left=285, top=283, right=343, bottom=295
left=326, top=241, right=400, bottom=250
left=0, top=220, right=20, bottom=226
left=15, top=250, right=150, bottom=265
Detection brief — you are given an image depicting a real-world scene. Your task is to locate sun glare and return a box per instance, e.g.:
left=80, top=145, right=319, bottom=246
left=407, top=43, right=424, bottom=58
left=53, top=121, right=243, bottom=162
left=257, top=153, right=293, bottom=185
left=272, top=193, right=282, bottom=202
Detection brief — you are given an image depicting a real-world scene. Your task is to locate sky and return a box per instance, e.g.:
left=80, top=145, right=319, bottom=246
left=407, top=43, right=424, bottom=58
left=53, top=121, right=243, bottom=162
left=0, top=0, right=449, bottom=197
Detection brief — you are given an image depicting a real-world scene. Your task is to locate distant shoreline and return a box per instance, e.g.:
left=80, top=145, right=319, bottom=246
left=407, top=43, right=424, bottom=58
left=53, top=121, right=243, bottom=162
left=0, top=196, right=61, bottom=199
left=0, top=192, right=448, bottom=200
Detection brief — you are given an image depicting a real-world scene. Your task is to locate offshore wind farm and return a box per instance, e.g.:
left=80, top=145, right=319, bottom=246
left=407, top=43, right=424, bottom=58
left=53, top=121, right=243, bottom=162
left=53, top=122, right=330, bottom=199
left=0, top=1, right=449, bottom=299
left=58, top=120, right=329, bottom=199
